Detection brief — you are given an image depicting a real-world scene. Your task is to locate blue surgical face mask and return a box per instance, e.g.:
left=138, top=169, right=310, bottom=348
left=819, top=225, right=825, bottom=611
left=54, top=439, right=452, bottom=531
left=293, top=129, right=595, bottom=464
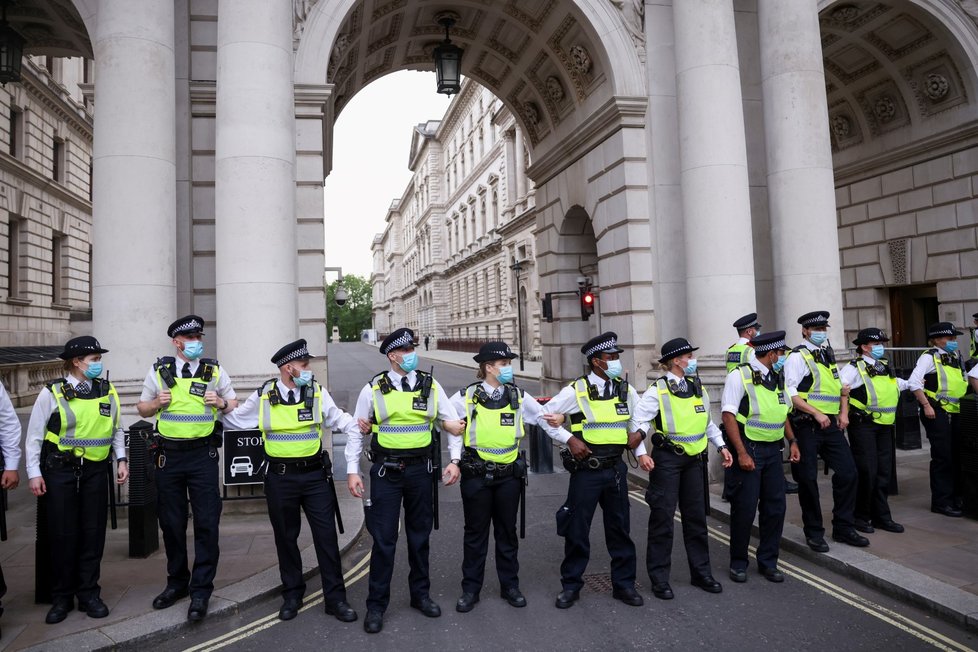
left=945, top=340, right=959, bottom=353
left=684, top=358, right=698, bottom=375
left=496, top=365, right=514, bottom=384
left=398, top=351, right=419, bottom=373
left=293, top=369, right=313, bottom=387
left=83, top=361, right=103, bottom=379
left=772, top=354, right=786, bottom=372
left=604, top=359, right=623, bottom=379
left=183, top=340, right=204, bottom=360
left=870, top=345, right=885, bottom=360
left=808, top=331, right=827, bottom=346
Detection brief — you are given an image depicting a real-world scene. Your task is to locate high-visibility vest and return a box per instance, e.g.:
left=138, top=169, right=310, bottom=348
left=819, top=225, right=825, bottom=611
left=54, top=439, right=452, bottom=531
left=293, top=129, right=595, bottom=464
left=733, top=365, right=790, bottom=442
left=44, top=379, right=119, bottom=462
left=726, top=342, right=751, bottom=374
left=569, top=377, right=629, bottom=446
left=463, top=383, right=524, bottom=464
left=922, top=349, right=968, bottom=414
left=789, top=347, right=842, bottom=415
left=847, top=360, right=899, bottom=426
left=370, top=371, right=437, bottom=450
left=155, top=358, right=221, bottom=439
left=650, top=377, right=708, bottom=455
left=258, top=380, right=323, bottom=458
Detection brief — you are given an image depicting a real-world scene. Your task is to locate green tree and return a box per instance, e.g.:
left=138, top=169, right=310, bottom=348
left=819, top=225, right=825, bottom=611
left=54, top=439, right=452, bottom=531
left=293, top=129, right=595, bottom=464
left=326, top=274, right=373, bottom=341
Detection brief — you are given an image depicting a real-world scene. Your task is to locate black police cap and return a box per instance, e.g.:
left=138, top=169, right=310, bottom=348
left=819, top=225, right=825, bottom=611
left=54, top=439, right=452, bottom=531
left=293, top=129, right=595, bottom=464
left=751, top=330, right=788, bottom=353
left=797, top=310, right=830, bottom=328
left=168, top=314, right=205, bottom=338
left=380, top=328, right=418, bottom=355
left=473, top=341, right=518, bottom=364
left=927, top=322, right=963, bottom=338
left=58, top=335, right=109, bottom=360
left=852, top=328, right=889, bottom=346
left=581, top=332, right=624, bottom=358
left=732, top=313, right=761, bottom=331
left=658, top=337, right=698, bottom=364
left=271, top=339, right=315, bottom=367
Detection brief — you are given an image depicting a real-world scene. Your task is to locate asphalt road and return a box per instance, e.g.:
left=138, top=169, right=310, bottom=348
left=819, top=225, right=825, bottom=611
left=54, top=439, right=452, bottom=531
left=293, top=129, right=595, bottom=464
left=152, top=343, right=977, bottom=652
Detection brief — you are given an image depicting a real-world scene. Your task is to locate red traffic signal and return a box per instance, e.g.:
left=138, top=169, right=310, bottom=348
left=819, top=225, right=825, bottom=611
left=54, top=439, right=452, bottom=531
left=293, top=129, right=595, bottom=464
left=580, top=290, right=595, bottom=320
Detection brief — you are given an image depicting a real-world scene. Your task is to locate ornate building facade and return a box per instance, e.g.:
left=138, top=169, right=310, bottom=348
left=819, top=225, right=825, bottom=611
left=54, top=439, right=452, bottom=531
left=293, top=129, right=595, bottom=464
left=371, top=80, right=542, bottom=359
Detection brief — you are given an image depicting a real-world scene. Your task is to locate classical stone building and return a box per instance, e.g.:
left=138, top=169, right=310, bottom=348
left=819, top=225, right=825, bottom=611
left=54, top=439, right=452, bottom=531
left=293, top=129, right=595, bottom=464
left=371, top=80, right=542, bottom=359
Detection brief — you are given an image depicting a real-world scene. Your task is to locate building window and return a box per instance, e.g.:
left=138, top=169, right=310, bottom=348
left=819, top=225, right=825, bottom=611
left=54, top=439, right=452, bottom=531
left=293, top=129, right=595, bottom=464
left=52, top=233, right=66, bottom=305
left=88, top=159, right=93, bottom=201
left=9, top=107, right=24, bottom=159
left=6, top=217, right=23, bottom=298
left=83, top=58, right=93, bottom=84
left=53, top=138, right=66, bottom=183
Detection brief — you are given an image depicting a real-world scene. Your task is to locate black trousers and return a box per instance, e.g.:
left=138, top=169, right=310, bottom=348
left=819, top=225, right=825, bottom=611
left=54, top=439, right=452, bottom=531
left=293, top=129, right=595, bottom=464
left=847, top=419, right=895, bottom=523
left=790, top=415, right=857, bottom=539
left=43, top=460, right=110, bottom=604
left=264, top=468, right=346, bottom=603
left=365, top=461, right=433, bottom=613
left=460, top=474, right=520, bottom=595
left=155, top=446, right=222, bottom=599
left=556, top=461, right=636, bottom=593
left=727, top=439, right=786, bottom=572
left=919, top=404, right=962, bottom=510
left=644, top=449, right=710, bottom=585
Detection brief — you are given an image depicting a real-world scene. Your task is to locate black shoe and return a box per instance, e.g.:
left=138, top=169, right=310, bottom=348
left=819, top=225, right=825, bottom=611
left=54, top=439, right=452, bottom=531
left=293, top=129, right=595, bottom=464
left=785, top=480, right=799, bottom=494
left=832, top=530, right=870, bottom=547
left=45, top=600, right=73, bottom=624
left=611, top=587, right=644, bottom=606
left=854, top=520, right=875, bottom=534
left=806, top=537, right=830, bottom=553
left=410, top=596, right=441, bottom=618
left=554, top=589, right=580, bottom=609
left=873, top=519, right=905, bottom=533
left=324, top=600, right=358, bottom=622
left=152, top=586, right=189, bottom=610
left=728, top=568, right=747, bottom=583
left=501, top=587, right=526, bottom=608
left=455, top=592, right=480, bottom=613
left=279, top=597, right=301, bottom=621
left=187, top=596, right=209, bottom=622
left=932, top=505, right=963, bottom=518
left=760, top=567, right=785, bottom=583
left=650, top=582, right=674, bottom=600
left=691, top=576, right=722, bottom=594
left=78, top=597, right=110, bottom=619
left=363, top=610, right=383, bottom=634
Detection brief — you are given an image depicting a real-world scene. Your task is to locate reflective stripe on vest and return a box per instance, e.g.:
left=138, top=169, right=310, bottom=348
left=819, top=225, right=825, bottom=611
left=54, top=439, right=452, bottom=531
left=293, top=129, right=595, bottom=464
left=924, top=352, right=968, bottom=414
left=371, top=375, right=437, bottom=449
left=653, top=379, right=707, bottom=455
left=156, top=366, right=220, bottom=439
left=726, top=343, right=750, bottom=374
left=463, top=385, right=523, bottom=463
left=794, top=348, right=842, bottom=415
left=570, top=378, right=629, bottom=445
left=734, top=367, right=789, bottom=442
left=258, top=381, right=323, bottom=458
left=847, top=361, right=898, bottom=426
left=44, top=382, right=119, bottom=462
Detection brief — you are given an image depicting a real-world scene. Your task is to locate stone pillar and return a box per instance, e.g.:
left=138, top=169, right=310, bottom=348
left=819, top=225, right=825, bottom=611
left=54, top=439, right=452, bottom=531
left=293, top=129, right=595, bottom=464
left=758, top=0, right=844, bottom=334
left=92, top=0, right=176, bottom=380
left=674, top=0, right=756, bottom=353
left=216, top=0, right=297, bottom=376
left=514, top=128, right=527, bottom=202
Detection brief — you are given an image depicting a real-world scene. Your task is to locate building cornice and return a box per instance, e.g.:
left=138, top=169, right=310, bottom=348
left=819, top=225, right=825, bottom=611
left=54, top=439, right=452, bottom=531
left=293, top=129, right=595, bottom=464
left=0, top=153, right=92, bottom=212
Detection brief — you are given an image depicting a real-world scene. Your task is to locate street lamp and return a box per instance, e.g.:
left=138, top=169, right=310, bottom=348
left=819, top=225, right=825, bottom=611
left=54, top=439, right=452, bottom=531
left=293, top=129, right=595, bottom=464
left=0, top=0, right=25, bottom=86
left=510, top=259, right=526, bottom=372
left=433, top=12, right=462, bottom=96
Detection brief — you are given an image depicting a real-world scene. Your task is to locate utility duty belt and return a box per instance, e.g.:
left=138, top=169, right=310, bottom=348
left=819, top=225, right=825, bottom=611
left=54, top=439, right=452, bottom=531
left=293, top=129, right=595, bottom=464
left=370, top=452, right=431, bottom=477
left=41, top=441, right=110, bottom=471
left=460, top=449, right=525, bottom=481
left=559, top=448, right=620, bottom=472
left=154, top=431, right=222, bottom=451
left=650, top=432, right=687, bottom=456
left=266, top=451, right=330, bottom=476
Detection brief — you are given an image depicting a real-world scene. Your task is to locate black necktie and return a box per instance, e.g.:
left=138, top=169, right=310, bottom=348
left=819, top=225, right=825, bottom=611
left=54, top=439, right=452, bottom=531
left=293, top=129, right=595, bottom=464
left=401, top=376, right=411, bottom=392
left=603, top=382, right=612, bottom=399
left=77, top=381, right=90, bottom=395
left=182, top=362, right=192, bottom=378
left=288, top=389, right=295, bottom=404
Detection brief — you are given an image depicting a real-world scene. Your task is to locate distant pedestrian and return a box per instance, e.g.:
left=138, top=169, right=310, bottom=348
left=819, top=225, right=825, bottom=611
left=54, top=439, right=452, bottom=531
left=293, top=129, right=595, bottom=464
left=424, top=335, right=430, bottom=351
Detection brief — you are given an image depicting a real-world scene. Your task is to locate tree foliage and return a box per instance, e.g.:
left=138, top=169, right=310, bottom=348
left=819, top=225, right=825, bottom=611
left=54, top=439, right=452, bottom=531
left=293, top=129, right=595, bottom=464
left=326, top=274, right=373, bottom=342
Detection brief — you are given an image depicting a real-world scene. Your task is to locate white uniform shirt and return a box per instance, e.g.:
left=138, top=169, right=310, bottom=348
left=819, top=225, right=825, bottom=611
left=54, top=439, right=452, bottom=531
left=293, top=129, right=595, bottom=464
left=542, top=372, right=648, bottom=457
left=346, top=370, right=461, bottom=475
left=0, top=381, right=21, bottom=471
left=139, top=357, right=236, bottom=402
left=223, top=380, right=360, bottom=443
left=783, top=339, right=830, bottom=399
left=633, top=372, right=724, bottom=449
left=721, top=358, right=778, bottom=415
left=25, top=375, right=126, bottom=479
left=839, top=356, right=910, bottom=393
left=906, top=346, right=965, bottom=392
left=448, top=382, right=573, bottom=445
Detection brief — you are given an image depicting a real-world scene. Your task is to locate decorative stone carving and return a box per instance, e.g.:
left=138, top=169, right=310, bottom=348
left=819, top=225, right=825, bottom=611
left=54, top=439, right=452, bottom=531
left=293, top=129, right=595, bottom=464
left=327, top=33, right=350, bottom=79
left=523, top=102, right=540, bottom=129
left=545, top=76, right=565, bottom=103
left=293, top=0, right=322, bottom=44
left=958, top=0, right=978, bottom=23
left=923, top=73, right=950, bottom=101
left=610, top=0, right=645, bottom=61
left=830, top=114, right=852, bottom=139
left=873, top=95, right=896, bottom=123
left=831, top=5, right=860, bottom=22
left=568, top=45, right=592, bottom=74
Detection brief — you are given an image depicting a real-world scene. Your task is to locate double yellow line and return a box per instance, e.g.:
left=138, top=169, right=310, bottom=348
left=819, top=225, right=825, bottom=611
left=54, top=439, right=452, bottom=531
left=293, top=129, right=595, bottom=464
left=185, top=551, right=372, bottom=652
left=627, top=490, right=972, bottom=652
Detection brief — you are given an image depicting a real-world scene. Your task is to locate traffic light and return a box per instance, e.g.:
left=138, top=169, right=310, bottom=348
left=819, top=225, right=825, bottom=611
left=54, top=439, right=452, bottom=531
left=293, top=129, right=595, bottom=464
left=580, top=289, right=595, bottom=320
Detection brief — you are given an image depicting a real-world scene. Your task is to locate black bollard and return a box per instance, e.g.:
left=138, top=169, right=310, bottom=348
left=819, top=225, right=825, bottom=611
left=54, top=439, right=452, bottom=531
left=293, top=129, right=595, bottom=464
left=127, top=420, right=160, bottom=558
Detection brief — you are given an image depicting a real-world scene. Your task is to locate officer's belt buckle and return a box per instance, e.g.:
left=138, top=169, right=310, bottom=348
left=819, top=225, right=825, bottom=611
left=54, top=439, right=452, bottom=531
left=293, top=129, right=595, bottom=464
left=272, top=463, right=288, bottom=476
left=484, top=461, right=496, bottom=472
left=670, top=443, right=684, bottom=456
left=586, top=456, right=601, bottom=470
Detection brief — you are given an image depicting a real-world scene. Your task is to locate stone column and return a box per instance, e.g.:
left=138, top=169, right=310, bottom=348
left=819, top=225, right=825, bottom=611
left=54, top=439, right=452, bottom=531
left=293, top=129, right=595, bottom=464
left=216, top=0, right=297, bottom=376
left=674, top=0, right=756, bottom=353
left=92, top=0, right=176, bottom=380
left=514, top=128, right=527, bottom=202
left=758, top=0, right=844, bottom=333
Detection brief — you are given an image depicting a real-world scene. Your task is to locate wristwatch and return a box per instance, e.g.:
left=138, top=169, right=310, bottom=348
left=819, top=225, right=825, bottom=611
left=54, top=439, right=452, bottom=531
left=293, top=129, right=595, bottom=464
left=716, top=445, right=728, bottom=454
left=450, top=458, right=461, bottom=465
left=116, top=457, right=128, bottom=463
left=220, top=398, right=229, bottom=411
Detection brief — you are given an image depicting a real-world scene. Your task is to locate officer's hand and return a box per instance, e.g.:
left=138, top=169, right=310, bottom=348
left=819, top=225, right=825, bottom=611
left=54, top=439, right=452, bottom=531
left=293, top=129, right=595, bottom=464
left=788, top=441, right=801, bottom=463
left=158, top=390, right=172, bottom=408
left=567, top=437, right=591, bottom=460
left=921, top=403, right=936, bottom=419
left=358, top=418, right=371, bottom=435
left=1, top=470, right=19, bottom=490
left=203, top=390, right=221, bottom=407
left=29, top=476, right=46, bottom=497
left=627, top=431, right=643, bottom=450
left=720, top=448, right=734, bottom=468
left=116, top=460, right=129, bottom=485
left=348, top=474, right=364, bottom=498
left=542, top=413, right=565, bottom=427
left=814, top=412, right=831, bottom=429
left=837, top=412, right=849, bottom=430
left=442, top=419, right=465, bottom=436
left=638, top=454, right=654, bottom=472
left=442, top=463, right=460, bottom=486
left=737, top=451, right=755, bottom=472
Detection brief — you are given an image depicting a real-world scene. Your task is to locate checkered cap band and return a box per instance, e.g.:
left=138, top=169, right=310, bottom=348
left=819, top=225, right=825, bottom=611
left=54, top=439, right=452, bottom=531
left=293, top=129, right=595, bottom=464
left=382, top=332, right=415, bottom=354
left=275, top=346, right=309, bottom=366
left=490, top=350, right=510, bottom=358
left=80, top=340, right=102, bottom=352
left=931, top=327, right=956, bottom=337
left=584, top=337, right=618, bottom=357
left=173, top=318, right=203, bottom=334
left=754, top=338, right=787, bottom=353
left=665, top=343, right=692, bottom=357
left=800, top=315, right=829, bottom=327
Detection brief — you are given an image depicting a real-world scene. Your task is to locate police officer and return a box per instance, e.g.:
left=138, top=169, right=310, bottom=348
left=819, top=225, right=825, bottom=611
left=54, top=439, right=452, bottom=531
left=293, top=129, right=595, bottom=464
left=970, top=312, right=977, bottom=361
left=726, top=313, right=760, bottom=373
left=223, top=339, right=358, bottom=623
left=721, top=331, right=798, bottom=583
left=449, top=341, right=572, bottom=613
left=784, top=311, right=867, bottom=552
left=0, top=376, right=19, bottom=635
left=633, top=338, right=733, bottom=600
left=346, top=327, right=465, bottom=634
left=25, top=336, right=128, bottom=623
left=841, top=328, right=909, bottom=534
left=136, top=315, right=237, bottom=621
left=908, top=322, right=969, bottom=518
left=542, top=332, right=645, bottom=609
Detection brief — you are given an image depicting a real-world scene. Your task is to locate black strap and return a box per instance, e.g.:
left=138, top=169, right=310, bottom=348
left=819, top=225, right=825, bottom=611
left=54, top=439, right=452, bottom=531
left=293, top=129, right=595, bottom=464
left=182, top=362, right=192, bottom=379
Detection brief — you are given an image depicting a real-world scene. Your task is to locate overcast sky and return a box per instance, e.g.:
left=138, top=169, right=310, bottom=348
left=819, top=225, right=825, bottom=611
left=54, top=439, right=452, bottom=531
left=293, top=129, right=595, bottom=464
left=324, top=71, right=454, bottom=280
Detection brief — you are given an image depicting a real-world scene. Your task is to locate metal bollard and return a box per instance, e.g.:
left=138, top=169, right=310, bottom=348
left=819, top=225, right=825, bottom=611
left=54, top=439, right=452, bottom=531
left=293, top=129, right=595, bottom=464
left=127, top=420, right=160, bottom=558
left=894, top=390, right=922, bottom=451
left=529, top=396, right=554, bottom=474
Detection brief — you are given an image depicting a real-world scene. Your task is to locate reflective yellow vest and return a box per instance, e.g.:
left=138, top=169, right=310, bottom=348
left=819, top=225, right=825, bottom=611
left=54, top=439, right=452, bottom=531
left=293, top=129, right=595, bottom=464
left=258, top=380, right=323, bottom=458
left=45, top=379, right=119, bottom=462
left=847, top=360, right=899, bottom=426
left=651, top=377, right=708, bottom=455
left=734, top=365, right=790, bottom=442
left=463, top=383, right=523, bottom=464
left=156, top=359, right=221, bottom=439
left=790, top=347, right=842, bottom=415
left=726, top=342, right=751, bottom=374
left=569, top=377, right=629, bottom=446
left=923, top=350, right=968, bottom=414
left=370, top=372, right=438, bottom=450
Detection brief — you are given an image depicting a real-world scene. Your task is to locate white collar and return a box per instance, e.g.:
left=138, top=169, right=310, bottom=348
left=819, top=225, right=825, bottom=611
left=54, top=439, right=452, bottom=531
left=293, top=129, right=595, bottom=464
left=802, top=340, right=823, bottom=351
left=481, top=381, right=502, bottom=394
left=587, top=371, right=609, bottom=388
left=861, top=355, right=878, bottom=365
left=665, top=371, right=686, bottom=383
left=750, top=358, right=771, bottom=373
left=388, top=369, right=417, bottom=387
left=737, top=337, right=750, bottom=345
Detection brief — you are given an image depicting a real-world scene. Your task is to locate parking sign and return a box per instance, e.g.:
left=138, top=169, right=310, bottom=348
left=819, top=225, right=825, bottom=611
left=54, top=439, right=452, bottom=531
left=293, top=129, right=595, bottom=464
left=223, top=429, right=267, bottom=486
